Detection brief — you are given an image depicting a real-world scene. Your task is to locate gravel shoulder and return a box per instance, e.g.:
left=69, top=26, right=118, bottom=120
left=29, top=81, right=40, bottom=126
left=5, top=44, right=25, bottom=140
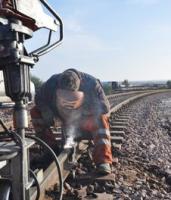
left=114, top=92, right=171, bottom=199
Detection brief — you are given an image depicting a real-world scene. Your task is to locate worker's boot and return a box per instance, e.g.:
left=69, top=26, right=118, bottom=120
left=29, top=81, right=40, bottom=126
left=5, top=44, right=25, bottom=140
left=97, top=163, right=111, bottom=175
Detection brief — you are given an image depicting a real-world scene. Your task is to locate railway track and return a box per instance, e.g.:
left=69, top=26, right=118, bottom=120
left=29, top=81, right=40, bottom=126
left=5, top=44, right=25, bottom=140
left=0, top=89, right=171, bottom=200
left=29, top=89, right=170, bottom=200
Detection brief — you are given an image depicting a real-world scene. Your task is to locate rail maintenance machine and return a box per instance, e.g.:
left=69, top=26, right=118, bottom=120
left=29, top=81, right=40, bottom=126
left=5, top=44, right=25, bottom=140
left=0, top=0, right=63, bottom=199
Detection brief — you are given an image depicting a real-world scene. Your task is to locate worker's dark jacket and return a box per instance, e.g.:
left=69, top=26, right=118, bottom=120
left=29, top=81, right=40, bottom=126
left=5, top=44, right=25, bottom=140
left=35, top=69, right=110, bottom=127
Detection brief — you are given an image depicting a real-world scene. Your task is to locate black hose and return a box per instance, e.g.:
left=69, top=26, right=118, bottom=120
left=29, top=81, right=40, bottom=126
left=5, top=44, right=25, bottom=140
left=0, top=119, right=20, bottom=146
left=29, top=169, right=40, bottom=200
left=0, top=119, right=63, bottom=199
left=26, top=135, right=63, bottom=200
left=0, top=128, right=26, bottom=200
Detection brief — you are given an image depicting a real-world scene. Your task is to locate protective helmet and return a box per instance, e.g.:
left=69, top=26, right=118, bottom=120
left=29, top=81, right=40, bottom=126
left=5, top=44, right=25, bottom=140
left=60, top=70, right=80, bottom=91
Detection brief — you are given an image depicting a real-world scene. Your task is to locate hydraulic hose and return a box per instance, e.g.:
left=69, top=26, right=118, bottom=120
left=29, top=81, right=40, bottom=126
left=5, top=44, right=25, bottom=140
left=29, top=169, right=40, bottom=200
left=0, top=119, right=63, bottom=199
left=0, top=119, right=21, bottom=146
left=0, top=121, right=25, bottom=200
left=26, top=135, right=63, bottom=200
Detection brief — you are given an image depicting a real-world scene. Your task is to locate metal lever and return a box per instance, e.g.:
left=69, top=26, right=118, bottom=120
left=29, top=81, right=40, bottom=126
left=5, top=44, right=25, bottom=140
left=30, top=0, right=63, bottom=57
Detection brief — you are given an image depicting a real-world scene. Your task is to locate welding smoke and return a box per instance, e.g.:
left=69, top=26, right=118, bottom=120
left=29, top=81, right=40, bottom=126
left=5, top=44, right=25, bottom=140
left=61, top=109, right=82, bottom=148
left=63, top=124, right=78, bottom=149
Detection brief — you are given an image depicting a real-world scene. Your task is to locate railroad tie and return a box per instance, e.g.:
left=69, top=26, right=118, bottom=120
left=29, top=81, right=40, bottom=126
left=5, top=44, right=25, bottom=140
left=76, top=172, right=115, bottom=183
left=110, top=130, right=125, bottom=137
left=110, top=125, right=126, bottom=131
left=112, top=143, right=122, bottom=150
left=111, top=136, right=124, bottom=144
left=115, top=117, right=129, bottom=121
left=110, top=130, right=125, bottom=151
left=113, top=119, right=128, bottom=123
left=82, top=193, right=113, bottom=200
left=110, top=121, right=128, bottom=126
left=33, top=169, right=44, bottom=184
left=70, top=186, right=114, bottom=200
left=119, top=114, right=130, bottom=117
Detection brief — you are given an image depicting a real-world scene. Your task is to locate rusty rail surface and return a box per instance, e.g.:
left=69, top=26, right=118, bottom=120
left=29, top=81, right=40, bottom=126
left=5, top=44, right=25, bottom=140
left=30, top=141, right=88, bottom=200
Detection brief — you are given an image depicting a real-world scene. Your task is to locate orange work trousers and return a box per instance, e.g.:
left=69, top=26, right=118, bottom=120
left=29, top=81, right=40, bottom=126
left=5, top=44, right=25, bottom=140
left=79, top=115, right=112, bottom=164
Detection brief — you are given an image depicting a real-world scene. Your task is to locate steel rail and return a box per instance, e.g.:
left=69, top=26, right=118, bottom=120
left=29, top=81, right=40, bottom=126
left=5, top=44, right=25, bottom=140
left=30, top=141, right=88, bottom=200
left=109, top=89, right=171, bottom=114
left=107, top=89, right=170, bottom=113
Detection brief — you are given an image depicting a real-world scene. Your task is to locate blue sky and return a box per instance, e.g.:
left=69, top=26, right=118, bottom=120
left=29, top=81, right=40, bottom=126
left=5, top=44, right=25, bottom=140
left=29, top=0, right=171, bottom=82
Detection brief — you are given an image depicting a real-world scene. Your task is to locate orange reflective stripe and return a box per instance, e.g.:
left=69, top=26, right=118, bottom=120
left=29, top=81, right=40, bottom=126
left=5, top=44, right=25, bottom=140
left=101, top=114, right=110, bottom=129
left=80, top=114, right=112, bottom=164
left=92, top=114, right=112, bottom=164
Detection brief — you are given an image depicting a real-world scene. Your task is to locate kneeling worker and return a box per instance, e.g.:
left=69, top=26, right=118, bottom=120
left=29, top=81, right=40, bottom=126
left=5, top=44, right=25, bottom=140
left=30, top=68, right=113, bottom=174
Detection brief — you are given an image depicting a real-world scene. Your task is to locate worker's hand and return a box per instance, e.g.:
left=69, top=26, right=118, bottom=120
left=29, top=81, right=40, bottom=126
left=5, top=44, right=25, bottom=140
left=60, top=99, right=79, bottom=109
left=56, top=89, right=84, bottom=109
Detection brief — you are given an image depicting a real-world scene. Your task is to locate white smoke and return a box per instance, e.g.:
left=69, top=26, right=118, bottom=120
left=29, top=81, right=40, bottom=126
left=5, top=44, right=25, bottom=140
left=64, top=135, right=75, bottom=149
left=63, top=111, right=82, bottom=148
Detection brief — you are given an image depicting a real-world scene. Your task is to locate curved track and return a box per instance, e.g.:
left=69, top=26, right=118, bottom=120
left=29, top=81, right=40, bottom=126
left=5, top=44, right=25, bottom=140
left=0, top=89, right=171, bottom=200
left=29, top=89, right=171, bottom=200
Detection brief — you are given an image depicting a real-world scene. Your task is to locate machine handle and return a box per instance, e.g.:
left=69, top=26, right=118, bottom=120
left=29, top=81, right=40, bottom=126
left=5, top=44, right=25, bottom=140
left=29, top=0, right=63, bottom=58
